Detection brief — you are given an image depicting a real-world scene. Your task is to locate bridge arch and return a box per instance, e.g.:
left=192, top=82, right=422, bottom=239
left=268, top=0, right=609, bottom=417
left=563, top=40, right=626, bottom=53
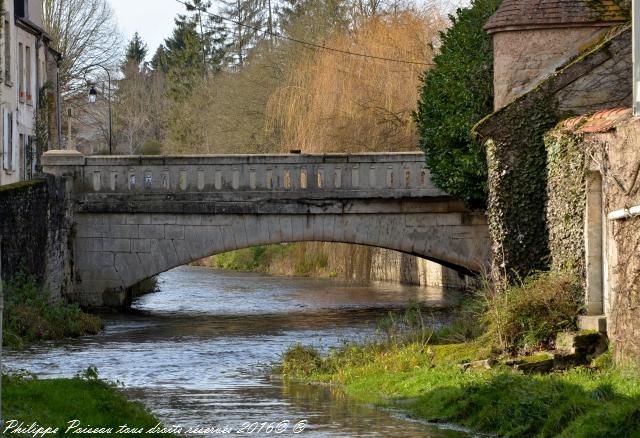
left=73, top=210, right=489, bottom=308
left=42, top=150, right=490, bottom=308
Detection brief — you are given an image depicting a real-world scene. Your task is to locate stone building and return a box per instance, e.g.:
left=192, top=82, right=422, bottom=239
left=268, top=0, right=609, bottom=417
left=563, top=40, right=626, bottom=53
left=484, top=0, right=628, bottom=109
left=475, top=0, right=639, bottom=361
left=0, top=0, right=61, bottom=186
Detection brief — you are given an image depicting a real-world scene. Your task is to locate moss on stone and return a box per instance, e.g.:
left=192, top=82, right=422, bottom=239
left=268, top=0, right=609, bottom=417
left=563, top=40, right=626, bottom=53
left=584, top=0, right=630, bottom=22
left=0, top=179, right=46, bottom=194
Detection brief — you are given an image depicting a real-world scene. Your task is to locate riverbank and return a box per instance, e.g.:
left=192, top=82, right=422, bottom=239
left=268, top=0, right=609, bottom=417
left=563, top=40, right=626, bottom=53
left=279, top=271, right=640, bottom=436
left=197, top=243, right=470, bottom=289
left=3, top=272, right=102, bottom=348
left=2, top=373, right=178, bottom=436
left=281, top=341, right=640, bottom=437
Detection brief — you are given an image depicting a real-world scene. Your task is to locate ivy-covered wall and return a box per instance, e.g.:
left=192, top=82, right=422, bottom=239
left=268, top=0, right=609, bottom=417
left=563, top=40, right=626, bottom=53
left=482, top=92, right=556, bottom=280
left=474, top=25, right=632, bottom=281
left=550, top=112, right=640, bottom=366
left=545, top=130, right=587, bottom=282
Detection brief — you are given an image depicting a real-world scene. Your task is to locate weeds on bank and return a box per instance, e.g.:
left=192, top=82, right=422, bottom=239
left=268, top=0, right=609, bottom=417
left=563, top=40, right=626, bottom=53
left=2, top=271, right=103, bottom=348
left=281, top=270, right=587, bottom=380
left=279, top=270, right=640, bottom=437
left=478, top=270, right=582, bottom=354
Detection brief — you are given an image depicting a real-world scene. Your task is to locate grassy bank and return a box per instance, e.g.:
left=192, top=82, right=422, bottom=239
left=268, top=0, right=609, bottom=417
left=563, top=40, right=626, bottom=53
left=2, top=372, right=178, bottom=436
left=197, top=243, right=336, bottom=277
left=282, top=343, right=640, bottom=437
left=3, top=272, right=103, bottom=348
left=280, top=271, right=640, bottom=437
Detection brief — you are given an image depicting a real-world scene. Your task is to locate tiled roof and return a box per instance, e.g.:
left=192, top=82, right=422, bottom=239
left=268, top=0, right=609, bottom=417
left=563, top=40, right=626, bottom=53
left=561, top=108, right=632, bottom=133
left=484, top=0, right=629, bottom=33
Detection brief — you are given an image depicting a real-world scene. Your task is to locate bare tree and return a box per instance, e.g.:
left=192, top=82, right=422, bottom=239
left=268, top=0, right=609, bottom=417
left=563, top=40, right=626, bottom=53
left=115, top=65, right=168, bottom=154
left=42, top=0, right=123, bottom=93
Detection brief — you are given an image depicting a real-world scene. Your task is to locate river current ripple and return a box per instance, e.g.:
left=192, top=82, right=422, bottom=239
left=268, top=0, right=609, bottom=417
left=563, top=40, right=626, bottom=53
left=4, top=266, right=470, bottom=437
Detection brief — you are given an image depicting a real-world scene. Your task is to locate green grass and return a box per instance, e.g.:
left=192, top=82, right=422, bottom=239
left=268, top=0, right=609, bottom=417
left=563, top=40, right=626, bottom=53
left=278, top=273, right=640, bottom=437
left=2, top=373, right=178, bottom=436
left=281, top=342, right=640, bottom=437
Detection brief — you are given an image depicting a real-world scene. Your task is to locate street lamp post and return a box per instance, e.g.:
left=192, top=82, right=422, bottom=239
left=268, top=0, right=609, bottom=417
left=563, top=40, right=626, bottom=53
left=86, top=64, right=113, bottom=155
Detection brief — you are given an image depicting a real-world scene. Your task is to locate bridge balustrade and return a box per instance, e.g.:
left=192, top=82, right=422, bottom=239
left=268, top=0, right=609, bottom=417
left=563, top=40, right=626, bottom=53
left=61, top=153, right=442, bottom=196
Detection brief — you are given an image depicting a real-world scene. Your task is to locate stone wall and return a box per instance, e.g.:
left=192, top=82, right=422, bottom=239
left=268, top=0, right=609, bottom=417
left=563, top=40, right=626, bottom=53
left=475, top=25, right=632, bottom=281
left=370, top=249, right=468, bottom=288
left=71, top=209, right=488, bottom=308
left=492, top=26, right=611, bottom=109
left=583, top=117, right=640, bottom=365
left=0, top=177, right=72, bottom=301
left=545, top=110, right=640, bottom=364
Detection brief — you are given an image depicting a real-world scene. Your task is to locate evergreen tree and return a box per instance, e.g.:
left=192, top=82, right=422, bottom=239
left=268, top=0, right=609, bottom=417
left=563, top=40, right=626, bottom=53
left=158, top=10, right=228, bottom=98
left=151, top=45, right=169, bottom=73
left=219, top=0, right=264, bottom=66
left=278, top=0, right=349, bottom=41
left=125, top=32, right=148, bottom=69
left=413, top=0, right=501, bottom=208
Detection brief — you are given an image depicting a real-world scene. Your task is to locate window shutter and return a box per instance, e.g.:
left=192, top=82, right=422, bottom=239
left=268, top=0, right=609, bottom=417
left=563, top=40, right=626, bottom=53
left=2, top=110, right=7, bottom=171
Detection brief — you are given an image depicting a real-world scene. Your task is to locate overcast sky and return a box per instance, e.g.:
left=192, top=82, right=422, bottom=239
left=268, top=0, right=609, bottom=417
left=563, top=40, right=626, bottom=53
left=108, top=0, right=185, bottom=57
left=107, top=0, right=471, bottom=60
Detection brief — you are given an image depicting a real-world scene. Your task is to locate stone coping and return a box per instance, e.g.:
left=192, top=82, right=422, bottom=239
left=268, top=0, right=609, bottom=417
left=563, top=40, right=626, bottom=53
left=43, top=151, right=427, bottom=166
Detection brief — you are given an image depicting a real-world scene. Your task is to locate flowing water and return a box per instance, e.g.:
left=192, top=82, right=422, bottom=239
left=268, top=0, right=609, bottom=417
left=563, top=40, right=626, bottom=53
left=4, top=266, right=471, bottom=437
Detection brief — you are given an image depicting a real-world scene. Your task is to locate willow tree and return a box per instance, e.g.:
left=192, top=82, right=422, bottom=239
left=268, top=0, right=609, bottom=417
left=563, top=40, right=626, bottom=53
left=266, top=9, right=445, bottom=153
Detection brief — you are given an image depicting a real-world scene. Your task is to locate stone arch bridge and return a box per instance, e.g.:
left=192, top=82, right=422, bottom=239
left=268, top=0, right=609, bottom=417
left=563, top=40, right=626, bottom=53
left=43, top=150, right=490, bottom=308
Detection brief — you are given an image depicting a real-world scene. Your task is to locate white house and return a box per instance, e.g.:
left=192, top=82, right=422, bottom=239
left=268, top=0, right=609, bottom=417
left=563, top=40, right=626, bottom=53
left=1, top=0, right=60, bottom=185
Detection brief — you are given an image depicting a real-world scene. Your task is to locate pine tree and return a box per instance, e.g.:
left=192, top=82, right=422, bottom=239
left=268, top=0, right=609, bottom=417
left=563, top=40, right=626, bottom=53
left=157, top=11, right=228, bottom=98
left=151, top=45, right=169, bottom=73
left=219, top=0, right=264, bottom=66
left=125, top=32, right=148, bottom=69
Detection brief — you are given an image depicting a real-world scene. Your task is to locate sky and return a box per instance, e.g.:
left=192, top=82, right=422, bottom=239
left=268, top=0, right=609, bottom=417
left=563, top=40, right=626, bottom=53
left=107, top=0, right=472, bottom=60
left=108, top=0, right=185, bottom=57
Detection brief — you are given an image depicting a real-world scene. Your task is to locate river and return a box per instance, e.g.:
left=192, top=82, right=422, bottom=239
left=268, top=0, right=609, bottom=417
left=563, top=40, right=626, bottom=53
left=4, top=265, right=471, bottom=437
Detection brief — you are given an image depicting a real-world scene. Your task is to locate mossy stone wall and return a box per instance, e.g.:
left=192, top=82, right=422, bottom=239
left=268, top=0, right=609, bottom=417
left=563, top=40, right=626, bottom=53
left=0, top=180, right=50, bottom=282
left=0, top=177, right=71, bottom=301
left=484, top=92, right=557, bottom=280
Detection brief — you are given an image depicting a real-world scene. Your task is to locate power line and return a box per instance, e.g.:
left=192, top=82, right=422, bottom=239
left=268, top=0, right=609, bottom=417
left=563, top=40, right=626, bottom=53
left=174, top=0, right=433, bottom=66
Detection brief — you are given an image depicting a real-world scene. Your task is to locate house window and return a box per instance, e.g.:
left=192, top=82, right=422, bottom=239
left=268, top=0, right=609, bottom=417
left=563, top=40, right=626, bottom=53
left=25, top=45, right=31, bottom=103
left=4, top=20, right=11, bottom=83
left=18, top=43, right=24, bottom=102
left=3, top=110, right=14, bottom=172
left=14, top=0, right=28, bottom=18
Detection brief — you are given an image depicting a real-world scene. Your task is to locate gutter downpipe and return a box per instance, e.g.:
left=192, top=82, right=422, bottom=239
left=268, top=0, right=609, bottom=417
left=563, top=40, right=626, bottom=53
left=608, top=205, right=640, bottom=220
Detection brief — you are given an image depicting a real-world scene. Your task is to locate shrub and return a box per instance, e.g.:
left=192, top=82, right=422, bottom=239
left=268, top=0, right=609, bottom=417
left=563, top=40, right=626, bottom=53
left=413, top=0, right=500, bottom=208
left=3, top=271, right=103, bottom=348
left=279, top=344, right=323, bottom=377
left=478, top=270, right=582, bottom=353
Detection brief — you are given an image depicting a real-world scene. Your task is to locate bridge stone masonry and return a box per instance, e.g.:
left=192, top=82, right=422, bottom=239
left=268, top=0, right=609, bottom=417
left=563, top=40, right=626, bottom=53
left=42, top=150, right=490, bottom=308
